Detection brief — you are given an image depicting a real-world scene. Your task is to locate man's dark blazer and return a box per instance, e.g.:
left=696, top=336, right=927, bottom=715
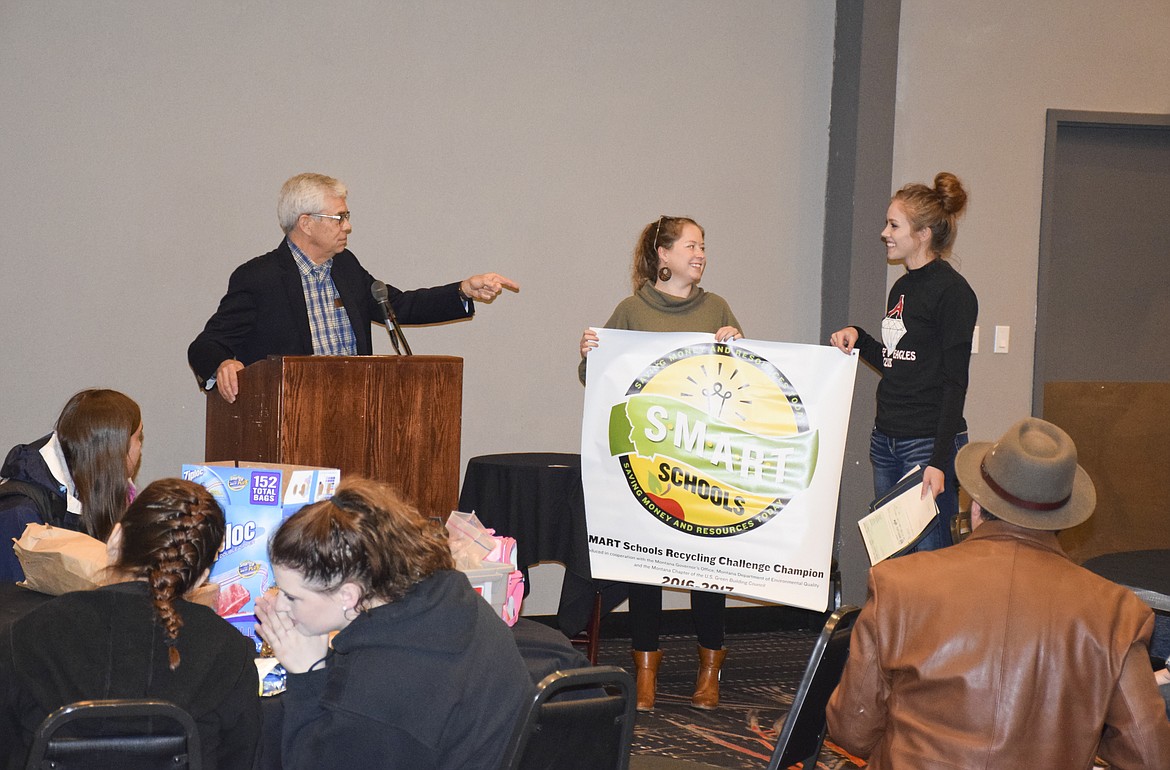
left=187, top=240, right=472, bottom=387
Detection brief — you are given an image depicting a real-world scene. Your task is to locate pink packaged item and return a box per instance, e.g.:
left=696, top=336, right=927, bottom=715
left=447, top=510, right=525, bottom=626
left=502, top=569, right=525, bottom=626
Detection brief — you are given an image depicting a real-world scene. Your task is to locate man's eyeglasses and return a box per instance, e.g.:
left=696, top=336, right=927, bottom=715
left=306, top=211, right=351, bottom=224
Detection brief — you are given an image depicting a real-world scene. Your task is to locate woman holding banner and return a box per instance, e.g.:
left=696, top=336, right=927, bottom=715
left=579, top=215, right=742, bottom=711
left=829, top=172, right=977, bottom=553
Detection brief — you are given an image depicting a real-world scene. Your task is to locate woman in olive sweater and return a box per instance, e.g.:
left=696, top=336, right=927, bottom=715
left=579, top=216, right=742, bottom=712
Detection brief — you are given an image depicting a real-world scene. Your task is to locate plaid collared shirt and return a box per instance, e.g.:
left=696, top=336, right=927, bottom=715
left=289, top=239, right=357, bottom=356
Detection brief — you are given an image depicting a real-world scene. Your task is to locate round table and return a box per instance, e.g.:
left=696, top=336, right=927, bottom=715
left=458, top=452, right=626, bottom=640
left=1082, top=549, right=1170, bottom=613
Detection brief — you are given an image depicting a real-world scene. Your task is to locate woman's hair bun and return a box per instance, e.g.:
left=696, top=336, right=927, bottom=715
left=933, top=172, right=968, bottom=217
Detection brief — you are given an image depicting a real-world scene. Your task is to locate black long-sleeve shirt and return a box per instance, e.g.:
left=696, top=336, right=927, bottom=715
left=853, top=258, right=978, bottom=470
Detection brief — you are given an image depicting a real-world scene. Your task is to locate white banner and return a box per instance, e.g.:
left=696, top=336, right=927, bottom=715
left=581, top=330, right=858, bottom=611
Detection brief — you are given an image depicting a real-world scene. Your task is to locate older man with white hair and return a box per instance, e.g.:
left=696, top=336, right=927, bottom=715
left=188, top=172, right=518, bottom=403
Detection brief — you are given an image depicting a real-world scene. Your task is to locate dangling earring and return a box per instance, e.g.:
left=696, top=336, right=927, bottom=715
left=658, top=266, right=672, bottom=282
left=342, top=605, right=359, bottom=621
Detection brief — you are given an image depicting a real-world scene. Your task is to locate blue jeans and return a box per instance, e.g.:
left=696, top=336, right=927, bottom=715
left=1151, top=614, right=1170, bottom=661
left=870, top=427, right=968, bottom=554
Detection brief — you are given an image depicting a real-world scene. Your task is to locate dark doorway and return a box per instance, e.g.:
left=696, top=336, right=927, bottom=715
left=1034, top=110, right=1170, bottom=413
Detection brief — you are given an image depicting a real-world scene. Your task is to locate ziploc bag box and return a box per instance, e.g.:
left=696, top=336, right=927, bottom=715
left=181, top=462, right=340, bottom=644
left=460, top=561, right=523, bottom=626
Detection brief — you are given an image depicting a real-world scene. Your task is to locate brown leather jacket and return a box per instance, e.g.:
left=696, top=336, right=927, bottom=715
left=827, top=521, right=1170, bottom=769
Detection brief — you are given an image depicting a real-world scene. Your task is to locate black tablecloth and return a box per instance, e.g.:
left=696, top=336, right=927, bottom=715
left=1082, top=549, right=1170, bottom=613
left=459, top=452, right=626, bottom=635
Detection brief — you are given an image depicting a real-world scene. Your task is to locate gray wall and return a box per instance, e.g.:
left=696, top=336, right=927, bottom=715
left=0, top=1, right=834, bottom=484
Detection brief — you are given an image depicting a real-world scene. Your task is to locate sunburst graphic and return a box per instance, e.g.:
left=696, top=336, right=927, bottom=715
left=678, top=360, right=753, bottom=423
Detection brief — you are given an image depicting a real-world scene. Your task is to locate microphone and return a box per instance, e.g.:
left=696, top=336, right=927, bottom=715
left=370, top=280, right=413, bottom=356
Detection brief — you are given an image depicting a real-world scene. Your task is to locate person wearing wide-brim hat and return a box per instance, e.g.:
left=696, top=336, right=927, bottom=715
left=827, top=418, right=1170, bottom=769
left=954, top=416, right=1096, bottom=530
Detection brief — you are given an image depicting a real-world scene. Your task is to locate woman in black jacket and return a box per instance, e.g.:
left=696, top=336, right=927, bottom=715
left=0, top=478, right=260, bottom=769
left=255, top=478, right=533, bottom=770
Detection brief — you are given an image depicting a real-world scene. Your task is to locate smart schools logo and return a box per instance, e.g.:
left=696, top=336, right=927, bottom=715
left=607, top=342, right=818, bottom=537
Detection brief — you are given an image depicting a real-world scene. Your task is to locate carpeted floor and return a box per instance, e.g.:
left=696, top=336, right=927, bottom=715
left=596, top=631, right=865, bottom=770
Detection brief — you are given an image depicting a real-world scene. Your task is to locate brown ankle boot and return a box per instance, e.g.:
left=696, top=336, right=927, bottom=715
left=691, top=646, right=727, bottom=710
left=632, top=650, right=663, bottom=711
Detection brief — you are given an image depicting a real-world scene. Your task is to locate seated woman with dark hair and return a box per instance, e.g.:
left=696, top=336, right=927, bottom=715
left=0, top=478, right=261, bottom=770
left=0, top=388, right=144, bottom=581
left=255, top=478, right=534, bottom=770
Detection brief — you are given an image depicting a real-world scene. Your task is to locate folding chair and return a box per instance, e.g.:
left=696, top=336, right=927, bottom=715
left=500, top=665, right=635, bottom=770
left=24, top=698, right=202, bottom=770
left=766, top=605, right=861, bottom=770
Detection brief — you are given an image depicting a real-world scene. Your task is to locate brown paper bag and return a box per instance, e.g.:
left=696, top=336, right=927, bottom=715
left=186, top=581, right=221, bottom=610
left=13, top=523, right=222, bottom=606
left=13, top=523, right=109, bottom=595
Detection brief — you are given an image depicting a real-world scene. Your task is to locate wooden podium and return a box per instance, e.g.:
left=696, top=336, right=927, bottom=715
left=204, top=355, right=463, bottom=520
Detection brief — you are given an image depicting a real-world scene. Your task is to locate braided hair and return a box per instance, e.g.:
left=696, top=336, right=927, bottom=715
left=112, top=478, right=225, bottom=670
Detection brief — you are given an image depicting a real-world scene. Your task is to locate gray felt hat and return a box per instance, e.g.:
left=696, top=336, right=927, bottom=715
left=955, top=417, right=1095, bottom=530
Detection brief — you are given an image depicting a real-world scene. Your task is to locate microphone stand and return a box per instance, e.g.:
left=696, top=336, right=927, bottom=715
left=371, top=280, right=413, bottom=356
left=386, top=306, right=413, bottom=356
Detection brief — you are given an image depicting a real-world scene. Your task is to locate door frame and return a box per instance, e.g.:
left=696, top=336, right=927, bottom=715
left=1034, top=109, right=1170, bottom=414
